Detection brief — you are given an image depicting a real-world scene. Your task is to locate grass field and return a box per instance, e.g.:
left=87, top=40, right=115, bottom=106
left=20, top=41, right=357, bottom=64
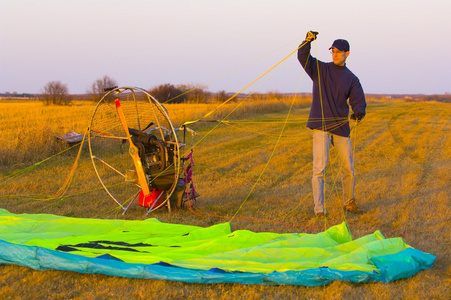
left=0, top=97, right=449, bottom=299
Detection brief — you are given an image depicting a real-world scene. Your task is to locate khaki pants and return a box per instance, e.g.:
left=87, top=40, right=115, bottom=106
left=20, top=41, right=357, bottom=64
left=312, top=130, right=355, bottom=214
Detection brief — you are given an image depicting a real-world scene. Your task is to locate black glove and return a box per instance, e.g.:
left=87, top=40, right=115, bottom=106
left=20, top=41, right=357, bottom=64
left=305, top=31, right=318, bottom=42
left=350, top=113, right=364, bottom=122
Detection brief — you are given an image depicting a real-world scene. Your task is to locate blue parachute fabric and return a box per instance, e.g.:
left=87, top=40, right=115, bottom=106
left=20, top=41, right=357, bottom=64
left=370, top=247, right=436, bottom=283
left=0, top=239, right=435, bottom=286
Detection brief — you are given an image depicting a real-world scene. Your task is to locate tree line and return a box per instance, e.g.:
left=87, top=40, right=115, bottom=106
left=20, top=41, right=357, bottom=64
left=37, top=76, right=290, bottom=105
left=38, top=76, right=230, bottom=105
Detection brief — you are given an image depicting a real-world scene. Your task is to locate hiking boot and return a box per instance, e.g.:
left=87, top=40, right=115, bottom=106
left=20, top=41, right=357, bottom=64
left=343, top=199, right=363, bottom=214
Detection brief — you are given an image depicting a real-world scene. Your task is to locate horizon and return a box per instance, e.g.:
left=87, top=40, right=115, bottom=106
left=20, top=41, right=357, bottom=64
left=2, top=91, right=450, bottom=98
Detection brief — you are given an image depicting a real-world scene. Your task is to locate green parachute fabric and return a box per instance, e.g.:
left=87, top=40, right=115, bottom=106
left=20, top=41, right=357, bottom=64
left=0, top=209, right=435, bottom=286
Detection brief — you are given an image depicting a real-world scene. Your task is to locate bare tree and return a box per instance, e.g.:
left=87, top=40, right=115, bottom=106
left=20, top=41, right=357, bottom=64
left=40, top=81, right=71, bottom=105
left=215, top=90, right=228, bottom=103
left=180, top=84, right=208, bottom=103
left=87, top=75, right=118, bottom=102
left=148, top=83, right=212, bottom=103
left=148, top=83, right=188, bottom=103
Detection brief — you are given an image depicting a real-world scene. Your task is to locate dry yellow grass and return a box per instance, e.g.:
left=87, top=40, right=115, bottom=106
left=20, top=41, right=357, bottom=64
left=0, top=97, right=450, bottom=299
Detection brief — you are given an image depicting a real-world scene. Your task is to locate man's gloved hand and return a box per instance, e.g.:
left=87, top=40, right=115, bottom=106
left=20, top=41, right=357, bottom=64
left=305, top=31, right=318, bottom=42
left=350, top=113, right=364, bottom=122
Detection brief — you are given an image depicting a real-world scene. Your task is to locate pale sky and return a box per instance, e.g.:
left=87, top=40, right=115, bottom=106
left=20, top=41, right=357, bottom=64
left=1, top=0, right=450, bottom=95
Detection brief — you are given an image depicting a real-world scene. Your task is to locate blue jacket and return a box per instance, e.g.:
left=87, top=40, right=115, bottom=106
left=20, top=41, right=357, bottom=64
left=298, top=41, right=366, bottom=137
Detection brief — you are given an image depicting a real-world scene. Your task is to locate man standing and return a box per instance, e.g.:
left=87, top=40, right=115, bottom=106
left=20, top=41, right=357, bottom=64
left=298, top=31, right=366, bottom=216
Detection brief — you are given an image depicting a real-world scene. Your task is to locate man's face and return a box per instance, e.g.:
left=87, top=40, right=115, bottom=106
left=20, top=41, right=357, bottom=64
left=331, top=48, right=350, bottom=66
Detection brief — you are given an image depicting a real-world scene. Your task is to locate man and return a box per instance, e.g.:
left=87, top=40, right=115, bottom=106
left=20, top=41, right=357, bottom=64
left=297, top=31, right=366, bottom=217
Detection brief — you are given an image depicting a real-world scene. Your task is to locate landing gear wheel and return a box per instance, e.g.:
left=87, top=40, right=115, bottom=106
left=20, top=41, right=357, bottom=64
left=88, top=87, right=181, bottom=214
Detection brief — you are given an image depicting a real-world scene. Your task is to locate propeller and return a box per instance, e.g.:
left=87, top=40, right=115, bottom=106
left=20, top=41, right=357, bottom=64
left=114, top=99, right=151, bottom=201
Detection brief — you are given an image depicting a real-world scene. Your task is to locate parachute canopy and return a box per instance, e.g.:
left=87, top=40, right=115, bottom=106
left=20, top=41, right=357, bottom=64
left=0, top=209, right=435, bottom=286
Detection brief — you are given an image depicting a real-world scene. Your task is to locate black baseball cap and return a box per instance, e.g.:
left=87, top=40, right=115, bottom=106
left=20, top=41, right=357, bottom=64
left=329, top=39, right=350, bottom=52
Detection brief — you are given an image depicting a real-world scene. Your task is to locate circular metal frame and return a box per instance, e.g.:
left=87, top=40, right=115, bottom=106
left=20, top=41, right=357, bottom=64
left=87, top=86, right=181, bottom=213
